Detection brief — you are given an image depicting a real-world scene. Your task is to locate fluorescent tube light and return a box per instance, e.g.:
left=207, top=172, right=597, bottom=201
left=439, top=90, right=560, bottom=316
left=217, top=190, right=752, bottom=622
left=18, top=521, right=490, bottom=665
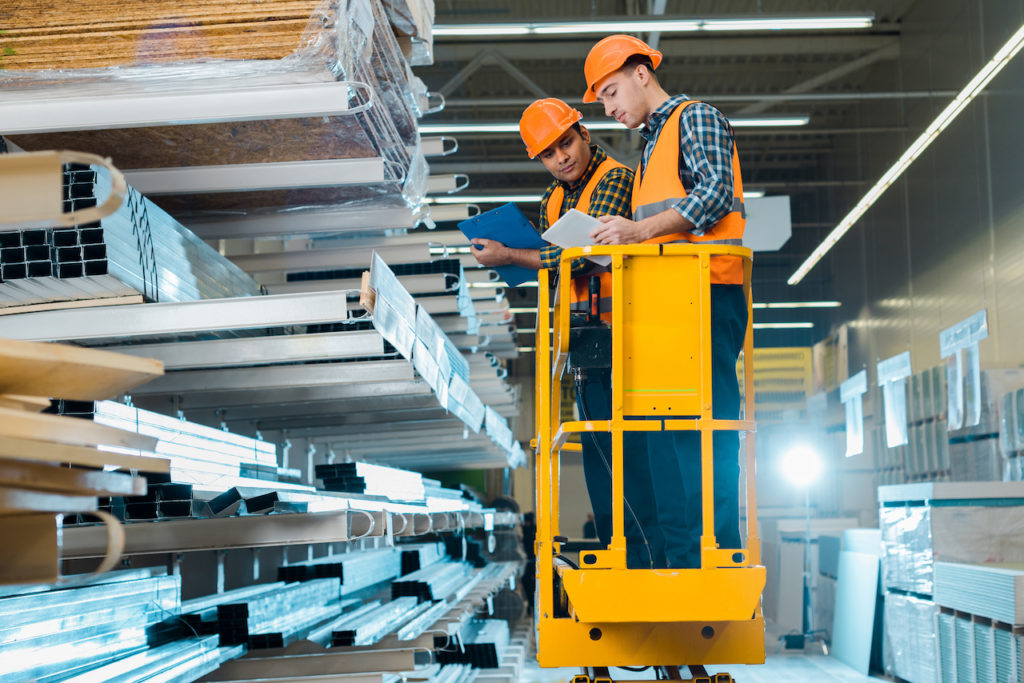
left=434, top=15, right=873, bottom=37
left=428, top=195, right=541, bottom=204
left=753, top=301, right=841, bottom=309
left=702, top=17, right=872, bottom=31
left=516, top=346, right=536, bottom=352
left=753, top=322, right=815, bottom=329
left=729, top=116, right=809, bottom=127
left=744, top=190, right=766, bottom=198
left=789, top=21, right=1024, bottom=285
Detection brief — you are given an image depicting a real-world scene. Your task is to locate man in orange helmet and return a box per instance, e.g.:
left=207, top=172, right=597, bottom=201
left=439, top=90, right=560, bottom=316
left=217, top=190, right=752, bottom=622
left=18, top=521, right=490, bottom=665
left=471, top=98, right=664, bottom=569
left=581, top=35, right=748, bottom=569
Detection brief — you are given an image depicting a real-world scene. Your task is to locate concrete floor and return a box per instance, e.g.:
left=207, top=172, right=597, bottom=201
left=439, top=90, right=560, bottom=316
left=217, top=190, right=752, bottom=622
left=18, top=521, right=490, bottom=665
left=519, top=624, right=886, bottom=683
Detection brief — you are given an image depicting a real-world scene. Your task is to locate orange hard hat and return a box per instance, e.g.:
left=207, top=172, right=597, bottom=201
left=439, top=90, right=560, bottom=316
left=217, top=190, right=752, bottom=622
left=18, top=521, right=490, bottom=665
left=519, top=98, right=584, bottom=158
left=582, top=34, right=663, bottom=103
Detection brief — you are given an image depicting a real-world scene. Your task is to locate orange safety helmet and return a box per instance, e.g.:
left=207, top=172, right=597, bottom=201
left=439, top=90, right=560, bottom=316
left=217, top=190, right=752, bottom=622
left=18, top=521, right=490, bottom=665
left=519, top=98, right=584, bottom=159
left=582, top=34, right=663, bottom=103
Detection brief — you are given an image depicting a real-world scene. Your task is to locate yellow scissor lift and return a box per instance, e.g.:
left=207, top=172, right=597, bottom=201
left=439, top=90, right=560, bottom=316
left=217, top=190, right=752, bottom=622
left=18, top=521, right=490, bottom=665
left=533, top=244, right=765, bottom=683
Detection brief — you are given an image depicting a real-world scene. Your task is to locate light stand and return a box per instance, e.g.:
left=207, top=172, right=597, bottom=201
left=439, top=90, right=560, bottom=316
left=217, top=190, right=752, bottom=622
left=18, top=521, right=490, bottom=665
left=777, top=445, right=829, bottom=654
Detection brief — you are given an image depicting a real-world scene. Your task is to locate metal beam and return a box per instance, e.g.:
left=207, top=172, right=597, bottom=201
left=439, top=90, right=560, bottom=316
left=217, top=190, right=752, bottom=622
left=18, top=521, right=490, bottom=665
left=184, top=206, right=420, bottom=240
left=196, top=393, right=442, bottom=424
left=736, top=43, right=901, bottom=115
left=265, top=273, right=454, bottom=296
left=139, top=379, right=433, bottom=412
left=131, top=359, right=414, bottom=396
left=229, top=244, right=432, bottom=274
left=124, top=159, right=387, bottom=195
left=109, top=331, right=386, bottom=370
left=0, top=291, right=350, bottom=342
left=441, top=90, right=956, bottom=108
left=0, top=81, right=366, bottom=135
left=432, top=35, right=897, bottom=61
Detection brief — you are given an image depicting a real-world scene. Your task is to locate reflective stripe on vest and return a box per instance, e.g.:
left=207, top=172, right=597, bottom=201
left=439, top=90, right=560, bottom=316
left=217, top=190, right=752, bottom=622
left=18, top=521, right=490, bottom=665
left=546, top=155, right=628, bottom=323
left=631, top=100, right=747, bottom=285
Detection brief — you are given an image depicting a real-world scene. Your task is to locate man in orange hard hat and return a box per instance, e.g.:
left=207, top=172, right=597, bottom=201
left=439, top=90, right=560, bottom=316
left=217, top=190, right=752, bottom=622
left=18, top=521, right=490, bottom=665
left=471, top=97, right=665, bottom=569
left=581, top=35, right=748, bottom=569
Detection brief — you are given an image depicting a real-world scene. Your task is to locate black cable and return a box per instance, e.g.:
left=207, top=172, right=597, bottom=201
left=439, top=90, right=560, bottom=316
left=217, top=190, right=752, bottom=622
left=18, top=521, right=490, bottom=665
left=620, top=666, right=650, bottom=672
left=575, top=374, right=655, bottom=570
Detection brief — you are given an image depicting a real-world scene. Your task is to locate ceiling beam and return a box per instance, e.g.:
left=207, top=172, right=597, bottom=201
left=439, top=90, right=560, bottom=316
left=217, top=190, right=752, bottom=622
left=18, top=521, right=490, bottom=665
left=441, top=90, right=955, bottom=108
left=431, top=35, right=898, bottom=62
left=736, top=43, right=900, bottom=115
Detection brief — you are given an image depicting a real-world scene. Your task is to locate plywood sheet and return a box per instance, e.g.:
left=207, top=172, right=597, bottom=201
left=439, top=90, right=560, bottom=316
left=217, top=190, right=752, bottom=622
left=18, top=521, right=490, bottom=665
left=0, top=435, right=170, bottom=472
left=0, top=486, right=97, bottom=515
left=10, top=117, right=378, bottom=170
left=0, top=407, right=159, bottom=451
left=0, top=395, right=50, bottom=412
left=0, top=1, right=325, bottom=70
left=0, top=337, right=163, bottom=400
left=0, top=459, right=145, bottom=496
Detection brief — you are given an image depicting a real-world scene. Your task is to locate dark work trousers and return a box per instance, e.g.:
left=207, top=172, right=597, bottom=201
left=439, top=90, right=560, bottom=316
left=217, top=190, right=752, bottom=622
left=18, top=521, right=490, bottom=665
left=645, top=284, right=747, bottom=568
left=576, top=368, right=666, bottom=569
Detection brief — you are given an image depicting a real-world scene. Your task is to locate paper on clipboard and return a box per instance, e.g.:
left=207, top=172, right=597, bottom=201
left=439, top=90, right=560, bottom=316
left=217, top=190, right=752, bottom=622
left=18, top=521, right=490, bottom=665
left=539, top=209, right=611, bottom=266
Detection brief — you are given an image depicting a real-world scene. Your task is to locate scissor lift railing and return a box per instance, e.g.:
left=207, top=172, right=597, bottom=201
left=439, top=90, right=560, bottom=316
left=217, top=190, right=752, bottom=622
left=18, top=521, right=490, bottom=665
left=534, top=244, right=765, bottom=672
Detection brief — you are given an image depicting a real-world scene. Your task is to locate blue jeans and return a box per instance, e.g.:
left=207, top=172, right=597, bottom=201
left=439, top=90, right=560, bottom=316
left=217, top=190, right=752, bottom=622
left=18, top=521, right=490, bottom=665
left=575, top=369, right=666, bottom=569
left=645, top=284, right=747, bottom=568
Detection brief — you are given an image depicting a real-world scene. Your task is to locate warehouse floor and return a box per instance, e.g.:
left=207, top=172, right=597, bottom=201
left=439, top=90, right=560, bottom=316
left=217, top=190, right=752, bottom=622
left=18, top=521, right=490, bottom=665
left=519, top=624, right=886, bottom=683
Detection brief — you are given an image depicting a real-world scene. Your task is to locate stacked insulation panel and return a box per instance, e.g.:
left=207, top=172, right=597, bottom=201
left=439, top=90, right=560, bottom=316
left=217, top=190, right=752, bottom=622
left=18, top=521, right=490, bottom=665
left=879, top=482, right=1024, bottom=682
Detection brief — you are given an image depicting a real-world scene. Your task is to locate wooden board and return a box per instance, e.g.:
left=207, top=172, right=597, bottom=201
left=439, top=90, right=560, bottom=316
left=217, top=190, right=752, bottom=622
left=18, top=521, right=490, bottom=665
left=0, top=337, right=163, bottom=400
left=0, top=486, right=97, bottom=515
left=0, top=395, right=50, bottom=412
left=0, top=435, right=170, bottom=472
left=0, top=459, right=146, bottom=496
left=0, top=407, right=159, bottom=451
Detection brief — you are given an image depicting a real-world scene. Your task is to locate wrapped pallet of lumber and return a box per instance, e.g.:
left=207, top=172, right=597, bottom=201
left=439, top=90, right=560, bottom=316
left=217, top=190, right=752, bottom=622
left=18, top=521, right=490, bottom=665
left=2, top=0, right=430, bottom=216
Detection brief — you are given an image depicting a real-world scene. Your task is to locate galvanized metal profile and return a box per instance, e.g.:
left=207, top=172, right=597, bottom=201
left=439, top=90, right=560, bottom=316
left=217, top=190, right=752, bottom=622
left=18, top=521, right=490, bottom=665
left=0, top=290, right=351, bottom=342
left=421, top=136, right=458, bottom=157
left=131, top=359, right=414, bottom=396
left=124, top=158, right=388, bottom=195
left=0, top=81, right=369, bottom=135
left=427, top=204, right=478, bottom=222
left=230, top=244, right=432, bottom=273
left=59, top=509, right=373, bottom=558
left=109, top=331, right=386, bottom=370
left=266, top=273, right=453, bottom=296
left=142, top=379, right=432, bottom=412
left=191, top=391, right=439, bottom=423
left=184, top=206, right=421, bottom=240
left=426, top=174, right=469, bottom=194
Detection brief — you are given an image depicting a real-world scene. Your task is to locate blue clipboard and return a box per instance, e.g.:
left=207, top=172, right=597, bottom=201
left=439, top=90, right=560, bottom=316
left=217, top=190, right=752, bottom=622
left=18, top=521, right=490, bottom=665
left=457, top=202, right=547, bottom=287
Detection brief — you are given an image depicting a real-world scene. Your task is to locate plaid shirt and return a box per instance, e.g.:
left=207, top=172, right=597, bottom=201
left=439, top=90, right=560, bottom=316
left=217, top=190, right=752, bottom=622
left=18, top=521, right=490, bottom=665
left=537, top=146, right=634, bottom=273
left=639, top=94, right=736, bottom=236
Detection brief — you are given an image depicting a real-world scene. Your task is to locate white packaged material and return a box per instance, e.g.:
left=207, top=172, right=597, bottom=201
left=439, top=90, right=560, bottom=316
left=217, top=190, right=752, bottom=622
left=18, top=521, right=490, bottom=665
left=883, top=592, right=939, bottom=683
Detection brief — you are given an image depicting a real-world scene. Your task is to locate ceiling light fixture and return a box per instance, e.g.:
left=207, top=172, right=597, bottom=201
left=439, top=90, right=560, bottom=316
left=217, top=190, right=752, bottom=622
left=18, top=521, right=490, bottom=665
left=752, top=322, right=815, bottom=329
left=788, top=22, right=1024, bottom=285
left=420, top=116, right=807, bottom=135
left=753, top=301, right=841, bottom=309
left=433, top=15, right=873, bottom=37
left=744, top=189, right=766, bottom=198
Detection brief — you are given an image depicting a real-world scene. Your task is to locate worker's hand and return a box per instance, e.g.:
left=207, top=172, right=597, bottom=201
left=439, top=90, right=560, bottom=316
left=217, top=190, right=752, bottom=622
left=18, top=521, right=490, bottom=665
left=470, top=238, right=511, bottom=266
left=590, top=215, right=649, bottom=244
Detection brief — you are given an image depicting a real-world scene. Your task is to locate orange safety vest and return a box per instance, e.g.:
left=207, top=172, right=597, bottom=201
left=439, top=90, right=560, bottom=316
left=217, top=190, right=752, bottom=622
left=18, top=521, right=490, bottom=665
left=545, top=156, right=628, bottom=323
left=631, top=100, right=746, bottom=285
